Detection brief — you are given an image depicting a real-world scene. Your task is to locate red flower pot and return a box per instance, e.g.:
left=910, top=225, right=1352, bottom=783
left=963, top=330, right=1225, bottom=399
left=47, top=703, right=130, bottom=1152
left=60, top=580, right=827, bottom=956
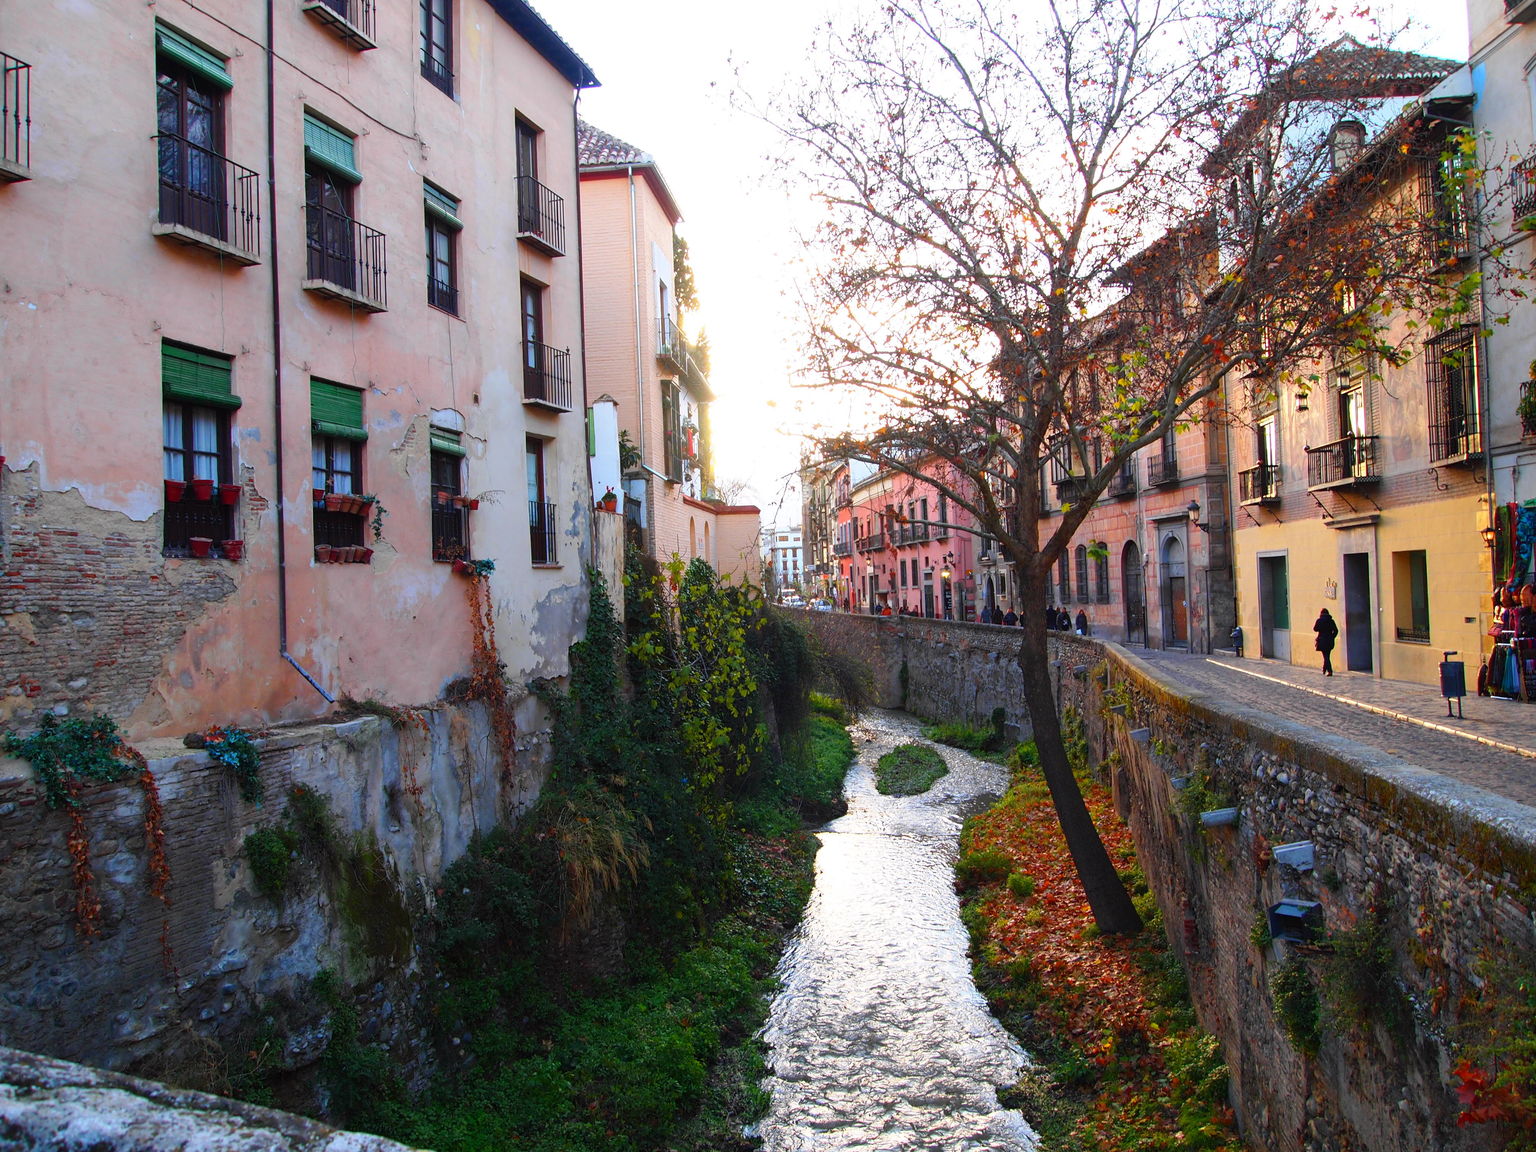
left=452, top=559, right=471, bottom=575
left=325, top=493, right=345, bottom=513
left=164, top=479, right=187, bottom=503
left=315, top=544, right=332, bottom=563
left=220, top=484, right=242, bottom=506
left=466, top=498, right=480, bottom=511
left=190, top=478, right=215, bottom=502
left=188, top=537, right=213, bottom=558
left=222, top=539, right=244, bottom=561
left=313, top=487, right=326, bottom=507
left=358, top=547, right=374, bottom=564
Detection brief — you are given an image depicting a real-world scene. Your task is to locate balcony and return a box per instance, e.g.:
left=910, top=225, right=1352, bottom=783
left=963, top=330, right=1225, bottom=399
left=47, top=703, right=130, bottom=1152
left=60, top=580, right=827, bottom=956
left=855, top=531, right=884, bottom=553
left=833, top=540, right=851, bottom=557
left=153, top=136, right=261, bottom=265
left=1514, top=158, right=1536, bottom=223
left=1306, top=435, right=1380, bottom=489
left=1055, top=475, right=1095, bottom=505
left=1107, top=464, right=1137, bottom=499
left=303, top=204, right=387, bottom=312
left=1508, top=0, right=1536, bottom=22
left=1147, top=454, right=1180, bottom=487
left=529, top=500, right=558, bottom=565
left=1429, top=412, right=1482, bottom=464
left=516, top=175, right=565, bottom=256
left=1238, top=463, right=1281, bottom=504
left=523, top=342, right=573, bottom=412
left=431, top=497, right=467, bottom=563
left=1, top=52, right=30, bottom=182
left=302, top=0, right=377, bottom=49
left=657, top=316, right=687, bottom=373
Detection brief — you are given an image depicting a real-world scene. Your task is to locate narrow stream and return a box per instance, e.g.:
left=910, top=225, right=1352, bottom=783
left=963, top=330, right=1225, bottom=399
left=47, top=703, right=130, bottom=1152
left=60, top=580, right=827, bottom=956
left=755, top=709, right=1038, bottom=1152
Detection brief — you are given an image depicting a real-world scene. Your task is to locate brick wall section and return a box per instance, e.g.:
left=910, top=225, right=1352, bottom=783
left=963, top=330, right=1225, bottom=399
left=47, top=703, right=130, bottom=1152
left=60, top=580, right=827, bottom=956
left=788, top=607, right=1536, bottom=1151
left=0, top=700, right=545, bottom=1095
left=1, top=464, right=237, bottom=731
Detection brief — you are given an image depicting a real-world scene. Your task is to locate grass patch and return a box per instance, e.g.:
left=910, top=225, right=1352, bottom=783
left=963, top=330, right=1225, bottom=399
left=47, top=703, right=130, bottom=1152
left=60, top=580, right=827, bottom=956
left=874, top=742, right=948, bottom=795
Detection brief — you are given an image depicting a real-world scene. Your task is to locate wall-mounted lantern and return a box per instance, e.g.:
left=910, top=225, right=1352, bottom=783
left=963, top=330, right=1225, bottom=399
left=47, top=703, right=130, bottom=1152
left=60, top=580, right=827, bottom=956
left=1267, top=899, right=1324, bottom=944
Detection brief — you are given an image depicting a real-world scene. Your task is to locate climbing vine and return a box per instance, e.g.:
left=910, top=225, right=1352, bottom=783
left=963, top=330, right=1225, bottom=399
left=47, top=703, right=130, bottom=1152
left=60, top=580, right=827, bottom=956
left=202, top=725, right=263, bottom=803
left=4, top=713, right=171, bottom=940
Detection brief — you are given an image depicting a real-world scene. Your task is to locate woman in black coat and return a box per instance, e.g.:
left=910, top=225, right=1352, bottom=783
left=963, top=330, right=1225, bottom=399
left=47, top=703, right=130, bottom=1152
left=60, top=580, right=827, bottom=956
left=1313, top=608, right=1339, bottom=677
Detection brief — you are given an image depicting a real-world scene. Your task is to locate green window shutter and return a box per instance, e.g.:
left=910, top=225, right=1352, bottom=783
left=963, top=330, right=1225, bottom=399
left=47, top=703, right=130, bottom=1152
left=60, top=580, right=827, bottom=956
left=304, top=114, right=362, bottom=183
left=162, top=342, right=241, bottom=409
left=310, top=379, right=367, bottom=441
left=424, top=182, right=462, bottom=230
left=585, top=408, right=596, bottom=457
left=430, top=428, right=465, bottom=457
left=156, top=25, right=233, bottom=91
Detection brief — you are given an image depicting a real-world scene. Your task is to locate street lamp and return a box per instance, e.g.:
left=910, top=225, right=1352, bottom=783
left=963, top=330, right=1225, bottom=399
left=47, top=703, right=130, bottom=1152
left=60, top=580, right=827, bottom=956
left=1187, top=499, right=1210, bottom=534
left=1481, top=524, right=1498, bottom=552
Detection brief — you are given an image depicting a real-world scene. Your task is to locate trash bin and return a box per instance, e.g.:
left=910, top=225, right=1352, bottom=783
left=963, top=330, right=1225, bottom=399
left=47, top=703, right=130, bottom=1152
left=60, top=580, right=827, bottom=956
left=1440, top=651, right=1465, bottom=718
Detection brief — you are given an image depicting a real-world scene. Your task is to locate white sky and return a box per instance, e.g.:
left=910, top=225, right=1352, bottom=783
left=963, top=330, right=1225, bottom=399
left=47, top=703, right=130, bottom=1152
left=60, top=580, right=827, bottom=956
left=558, top=0, right=1472, bottom=530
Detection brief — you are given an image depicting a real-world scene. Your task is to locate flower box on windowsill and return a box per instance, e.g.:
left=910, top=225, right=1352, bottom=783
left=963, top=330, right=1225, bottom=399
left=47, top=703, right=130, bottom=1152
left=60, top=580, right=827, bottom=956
left=188, top=537, right=213, bottom=558
left=190, top=478, right=216, bottom=502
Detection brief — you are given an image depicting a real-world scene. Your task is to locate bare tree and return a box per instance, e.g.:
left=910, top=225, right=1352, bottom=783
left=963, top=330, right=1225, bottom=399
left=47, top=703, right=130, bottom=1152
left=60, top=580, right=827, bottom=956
left=778, top=0, right=1477, bottom=932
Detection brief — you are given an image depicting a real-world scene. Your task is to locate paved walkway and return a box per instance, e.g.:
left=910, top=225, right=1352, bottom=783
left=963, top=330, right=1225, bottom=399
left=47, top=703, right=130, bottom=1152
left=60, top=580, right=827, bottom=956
left=1130, top=647, right=1536, bottom=811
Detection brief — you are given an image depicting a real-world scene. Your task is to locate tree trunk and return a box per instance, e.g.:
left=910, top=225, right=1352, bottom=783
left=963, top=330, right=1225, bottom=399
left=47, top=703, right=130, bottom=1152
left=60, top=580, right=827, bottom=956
left=1015, top=569, right=1143, bottom=936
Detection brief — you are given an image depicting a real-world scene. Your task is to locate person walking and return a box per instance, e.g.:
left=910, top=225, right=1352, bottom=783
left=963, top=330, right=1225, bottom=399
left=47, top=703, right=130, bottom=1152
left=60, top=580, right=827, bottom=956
left=1002, top=608, right=1018, bottom=627
left=1313, top=608, right=1339, bottom=676
left=1075, top=609, right=1089, bottom=635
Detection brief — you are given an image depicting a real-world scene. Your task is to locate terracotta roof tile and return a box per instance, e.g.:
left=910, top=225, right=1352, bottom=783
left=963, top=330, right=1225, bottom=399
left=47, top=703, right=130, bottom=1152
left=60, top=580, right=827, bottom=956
left=577, top=121, right=653, bottom=168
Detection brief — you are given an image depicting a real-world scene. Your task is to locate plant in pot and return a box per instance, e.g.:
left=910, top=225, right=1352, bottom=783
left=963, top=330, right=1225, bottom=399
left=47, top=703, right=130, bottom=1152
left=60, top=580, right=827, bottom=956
left=189, top=477, right=215, bottom=502
left=1520, top=362, right=1536, bottom=437
left=599, top=486, right=618, bottom=512
left=325, top=492, right=345, bottom=513
left=188, top=537, right=213, bottom=558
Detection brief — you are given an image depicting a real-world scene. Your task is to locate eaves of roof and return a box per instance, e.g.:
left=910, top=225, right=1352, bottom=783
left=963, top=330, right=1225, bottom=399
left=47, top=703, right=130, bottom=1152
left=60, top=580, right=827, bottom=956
left=486, top=0, right=599, bottom=89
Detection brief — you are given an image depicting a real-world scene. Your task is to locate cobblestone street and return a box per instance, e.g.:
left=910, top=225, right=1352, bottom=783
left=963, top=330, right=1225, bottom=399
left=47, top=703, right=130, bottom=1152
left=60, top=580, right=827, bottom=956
left=1132, top=647, right=1536, bottom=810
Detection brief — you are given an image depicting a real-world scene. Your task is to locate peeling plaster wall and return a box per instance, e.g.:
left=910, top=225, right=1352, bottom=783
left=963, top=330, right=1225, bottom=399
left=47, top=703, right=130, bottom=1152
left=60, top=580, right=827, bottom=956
left=790, top=609, right=1536, bottom=1151
left=0, top=704, right=545, bottom=1094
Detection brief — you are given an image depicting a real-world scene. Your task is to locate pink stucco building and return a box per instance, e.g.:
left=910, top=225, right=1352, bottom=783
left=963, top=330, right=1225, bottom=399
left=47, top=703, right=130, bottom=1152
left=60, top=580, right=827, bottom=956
left=0, top=0, right=599, bottom=740
left=577, top=122, right=761, bottom=585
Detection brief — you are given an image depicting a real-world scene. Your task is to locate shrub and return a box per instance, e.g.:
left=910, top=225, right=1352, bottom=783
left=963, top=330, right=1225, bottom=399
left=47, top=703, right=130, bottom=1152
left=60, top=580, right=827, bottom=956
left=1321, top=908, right=1404, bottom=1033
left=244, top=827, right=293, bottom=898
left=874, top=743, right=947, bottom=795
left=955, top=848, right=1013, bottom=888
left=1271, top=956, right=1321, bottom=1056
left=1006, top=873, right=1036, bottom=900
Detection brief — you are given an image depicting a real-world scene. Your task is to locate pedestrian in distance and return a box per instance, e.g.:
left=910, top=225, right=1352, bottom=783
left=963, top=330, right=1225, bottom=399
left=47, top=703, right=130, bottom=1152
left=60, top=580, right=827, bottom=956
left=1058, top=608, right=1072, bottom=632
left=1313, top=608, right=1338, bottom=676
left=1045, top=604, right=1057, bottom=630
left=1075, top=609, right=1089, bottom=636
left=1003, top=608, right=1018, bottom=627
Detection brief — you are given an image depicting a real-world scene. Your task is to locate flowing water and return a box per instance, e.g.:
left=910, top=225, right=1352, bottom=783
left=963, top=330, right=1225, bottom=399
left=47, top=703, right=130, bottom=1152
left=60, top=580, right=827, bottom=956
left=755, top=709, right=1038, bottom=1152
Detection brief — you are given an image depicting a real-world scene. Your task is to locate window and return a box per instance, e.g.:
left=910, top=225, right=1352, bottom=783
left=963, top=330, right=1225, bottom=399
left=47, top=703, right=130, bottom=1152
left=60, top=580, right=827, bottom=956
left=155, top=29, right=230, bottom=243
left=420, top=0, right=452, bottom=95
left=311, top=379, right=367, bottom=550
left=936, top=493, right=948, bottom=540
left=304, top=114, right=360, bottom=290
left=1393, top=550, right=1429, bottom=643
left=1075, top=545, right=1090, bottom=603
left=162, top=342, right=239, bottom=554
left=431, top=428, right=466, bottom=561
left=527, top=436, right=557, bottom=565
left=1426, top=326, right=1483, bottom=462
left=1095, top=549, right=1111, bottom=604
left=1057, top=552, right=1070, bottom=603
left=424, top=181, right=460, bottom=314
left=662, top=380, right=683, bottom=481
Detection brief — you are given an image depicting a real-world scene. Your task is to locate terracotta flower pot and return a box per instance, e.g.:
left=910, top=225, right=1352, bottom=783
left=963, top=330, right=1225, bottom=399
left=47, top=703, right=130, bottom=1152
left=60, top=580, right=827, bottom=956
left=222, top=539, right=244, bottom=561
left=315, top=544, right=332, bottom=563
left=435, top=490, right=450, bottom=505
left=358, top=547, right=374, bottom=564
left=220, top=483, right=242, bottom=506
left=325, top=493, right=345, bottom=513
left=600, top=496, right=618, bottom=513
left=452, top=559, right=471, bottom=575
left=190, top=478, right=215, bottom=502
left=466, top=498, right=480, bottom=511
left=188, top=537, right=213, bottom=558
left=164, top=479, right=187, bottom=503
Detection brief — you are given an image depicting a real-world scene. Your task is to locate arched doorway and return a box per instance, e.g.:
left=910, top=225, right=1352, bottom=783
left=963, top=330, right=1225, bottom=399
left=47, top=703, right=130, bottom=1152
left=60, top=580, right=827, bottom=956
left=1160, top=532, right=1189, bottom=648
left=1122, top=542, right=1145, bottom=646
left=984, top=575, right=997, bottom=619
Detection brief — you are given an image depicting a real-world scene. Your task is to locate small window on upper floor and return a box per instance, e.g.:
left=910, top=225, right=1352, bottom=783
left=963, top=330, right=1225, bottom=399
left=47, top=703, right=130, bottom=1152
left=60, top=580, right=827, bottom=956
left=420, top=0, right=453, bottom=96
left=424, top=181, right=461, bottom=315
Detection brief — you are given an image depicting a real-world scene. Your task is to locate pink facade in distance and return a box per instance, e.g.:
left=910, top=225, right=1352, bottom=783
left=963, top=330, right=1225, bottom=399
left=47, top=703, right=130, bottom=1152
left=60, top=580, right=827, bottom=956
left=0, top=1, right=597, bottom=740
left=834, top=459, right=982, bottom=619
left=577, top=123, right=761, bottom=585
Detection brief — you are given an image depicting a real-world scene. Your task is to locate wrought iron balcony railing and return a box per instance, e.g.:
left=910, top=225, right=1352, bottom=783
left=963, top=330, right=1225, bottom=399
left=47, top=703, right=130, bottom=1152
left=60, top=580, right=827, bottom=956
left=428, top=274, right=457, bottom=315
left=516, top=175, right=565, bottom=256
left=855, top=531, right=884, bottom=552
left=833, top=540, right=851, bottom=557
left=657, top=316, right=687, bottom=372
left=431, top=497, right=467, bottom=562
left=523, top=342, right=573, bottom=412
left=2, top=52, right=31, bottom=180
left=1305, top=435, right=1379, bottom=488
left=154, top=135, right=261, bottom=263
left=302, top=0, right=377, bottom=48
left=303, top=203, right=387, bottom=311
left=1147, top=454, right=1179, bottom=487
left=1238, top=463, right=1280, bottom=504
left=1514, top=158, right=1536, bottom=222
left=1107, top=465, right=1136, bottom=498
left=1055, top=475, right=1095, bottom=505
left=529, top=500, right=558, bottom=565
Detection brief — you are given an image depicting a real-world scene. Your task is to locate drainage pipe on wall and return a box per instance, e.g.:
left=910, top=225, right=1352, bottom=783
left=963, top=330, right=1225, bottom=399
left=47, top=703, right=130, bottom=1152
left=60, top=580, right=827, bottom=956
left=267, top=0, right=333, bottom=704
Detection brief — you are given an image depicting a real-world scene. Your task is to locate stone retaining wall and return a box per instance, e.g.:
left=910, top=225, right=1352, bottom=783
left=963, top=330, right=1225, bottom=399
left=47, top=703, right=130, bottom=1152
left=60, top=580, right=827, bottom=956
left=0, top=697, right=549, bottom=1098
left=787, top=607, right=1536, bottom=1151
